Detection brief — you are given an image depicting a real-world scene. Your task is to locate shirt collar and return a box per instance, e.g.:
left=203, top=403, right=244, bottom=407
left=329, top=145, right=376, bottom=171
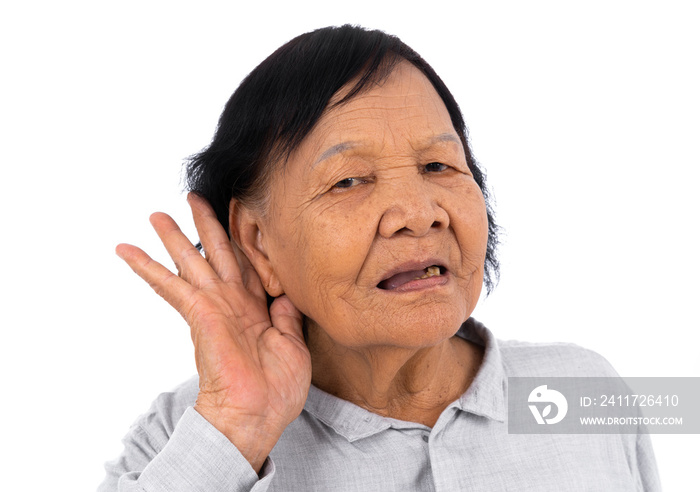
left=303, top=318, right=507, bottom=442
left=304, top=385, right=392, bottom=442
left=453, top=318, right=507, bottom=422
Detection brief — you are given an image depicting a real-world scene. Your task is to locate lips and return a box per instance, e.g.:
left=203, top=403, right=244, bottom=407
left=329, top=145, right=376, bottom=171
left=377, top=264, right=446, bottom=290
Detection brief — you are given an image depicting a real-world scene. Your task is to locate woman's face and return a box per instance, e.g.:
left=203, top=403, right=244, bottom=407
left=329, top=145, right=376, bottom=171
left=255, top=61, right=488, bottom=351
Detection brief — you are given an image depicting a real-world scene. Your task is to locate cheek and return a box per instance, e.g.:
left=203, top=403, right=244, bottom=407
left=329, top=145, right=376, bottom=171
left=448, top=189, right=489, bottom=304
left=274, top=210, right=374, bottom=315
left=454, top=190, right=489, bottom=259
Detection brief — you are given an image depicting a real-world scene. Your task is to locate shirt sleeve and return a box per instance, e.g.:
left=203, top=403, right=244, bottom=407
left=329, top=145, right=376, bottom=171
left=97, top=406, right=275, bottom=492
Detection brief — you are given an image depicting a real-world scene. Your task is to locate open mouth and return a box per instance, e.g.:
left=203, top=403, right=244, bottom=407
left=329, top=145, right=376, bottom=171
left=377, top=265, right=446, bottom=290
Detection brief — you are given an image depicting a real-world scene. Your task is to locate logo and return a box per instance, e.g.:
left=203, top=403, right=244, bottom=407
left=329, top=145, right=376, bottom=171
left=528, top=385, right=568, bottom=424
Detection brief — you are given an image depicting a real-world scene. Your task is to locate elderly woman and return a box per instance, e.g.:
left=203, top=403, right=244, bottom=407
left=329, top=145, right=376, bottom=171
left=101, top=25, right=659, bottom=491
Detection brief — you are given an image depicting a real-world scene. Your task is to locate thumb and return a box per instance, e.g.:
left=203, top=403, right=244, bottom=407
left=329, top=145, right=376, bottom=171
left=269, top=295, right=305, bottom=343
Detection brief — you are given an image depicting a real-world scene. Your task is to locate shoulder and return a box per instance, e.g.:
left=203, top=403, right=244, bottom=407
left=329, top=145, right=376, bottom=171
left=99, top=376, right=201, bottom=487
left=497, top=338, right=619, bottom=378
left=461, top=318, right=621, bottom=378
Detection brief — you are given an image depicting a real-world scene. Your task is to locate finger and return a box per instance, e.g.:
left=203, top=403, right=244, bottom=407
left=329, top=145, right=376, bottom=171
left=115, top=243, right=196, bottom=315
left=149, top=211, right=219, bottom=287
left=269, top=295, right=305, bottom=345
left=187, top=193, right=241, bottom=284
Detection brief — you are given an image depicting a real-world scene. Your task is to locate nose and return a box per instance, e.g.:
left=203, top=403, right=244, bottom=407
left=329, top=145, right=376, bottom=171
left=377, top=178, right=449, bottom=238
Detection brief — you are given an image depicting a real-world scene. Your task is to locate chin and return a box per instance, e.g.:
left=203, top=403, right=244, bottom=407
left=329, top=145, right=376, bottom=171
left=404, top=312, right=466, bottom=347
left=362, top=300, right=468, bottom=350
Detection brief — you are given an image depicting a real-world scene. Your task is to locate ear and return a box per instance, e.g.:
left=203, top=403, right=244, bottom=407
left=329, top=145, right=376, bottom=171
left=228, top=199, right=284, bottom=297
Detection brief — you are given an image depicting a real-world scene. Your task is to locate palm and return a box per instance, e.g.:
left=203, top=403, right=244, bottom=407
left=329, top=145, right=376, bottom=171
left=189, top=284, right=310, bottom=421
left=116, top=194, right=311, bottom=468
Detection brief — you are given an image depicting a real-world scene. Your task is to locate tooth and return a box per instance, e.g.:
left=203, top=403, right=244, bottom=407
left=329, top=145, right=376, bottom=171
left=415, top=266, right=441, bottom=280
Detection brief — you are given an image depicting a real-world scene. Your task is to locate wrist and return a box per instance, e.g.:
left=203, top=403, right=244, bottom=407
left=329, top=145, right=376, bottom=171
left=193, top=403, right=283, bottom=472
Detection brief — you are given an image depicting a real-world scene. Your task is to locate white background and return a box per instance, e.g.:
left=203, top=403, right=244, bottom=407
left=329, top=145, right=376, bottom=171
left=2, top=1, right=698, bottom=490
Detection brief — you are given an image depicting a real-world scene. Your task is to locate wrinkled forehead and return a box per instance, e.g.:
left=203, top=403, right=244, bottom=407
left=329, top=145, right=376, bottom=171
left=295, top=62, right=462, bottom=161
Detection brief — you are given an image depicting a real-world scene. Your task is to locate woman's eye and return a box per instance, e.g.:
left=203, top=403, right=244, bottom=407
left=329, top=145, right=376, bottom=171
left=333, top=177, right=360, bottom=189
left=424, top=162, right=449, bottom=173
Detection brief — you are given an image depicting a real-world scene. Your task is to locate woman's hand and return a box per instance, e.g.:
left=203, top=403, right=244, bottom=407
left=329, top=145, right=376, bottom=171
left=115, top=194, right=312, bottom=472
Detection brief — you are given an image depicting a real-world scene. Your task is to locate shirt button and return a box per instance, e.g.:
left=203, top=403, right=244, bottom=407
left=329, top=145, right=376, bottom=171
left=422, top=434, right=429, bottom=443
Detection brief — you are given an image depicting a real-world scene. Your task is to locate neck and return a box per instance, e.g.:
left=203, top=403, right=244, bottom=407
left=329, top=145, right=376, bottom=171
left=307, top=323, right=483, bottom=427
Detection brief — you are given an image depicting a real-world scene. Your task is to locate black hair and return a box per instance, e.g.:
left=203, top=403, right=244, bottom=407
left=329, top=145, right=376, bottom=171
left=185, top=24, right=500, bottom=293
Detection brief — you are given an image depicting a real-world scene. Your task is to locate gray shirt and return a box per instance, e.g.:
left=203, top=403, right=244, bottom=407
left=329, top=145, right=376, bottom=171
left=99, top=319, right=661, bottom=491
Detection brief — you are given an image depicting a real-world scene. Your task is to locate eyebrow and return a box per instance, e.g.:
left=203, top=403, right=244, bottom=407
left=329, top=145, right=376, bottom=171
left=313, top=141, right=359, bottom=168
left=429, top=132, right=462, bottom=147
left=312, top=132, right=462, bottom=168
